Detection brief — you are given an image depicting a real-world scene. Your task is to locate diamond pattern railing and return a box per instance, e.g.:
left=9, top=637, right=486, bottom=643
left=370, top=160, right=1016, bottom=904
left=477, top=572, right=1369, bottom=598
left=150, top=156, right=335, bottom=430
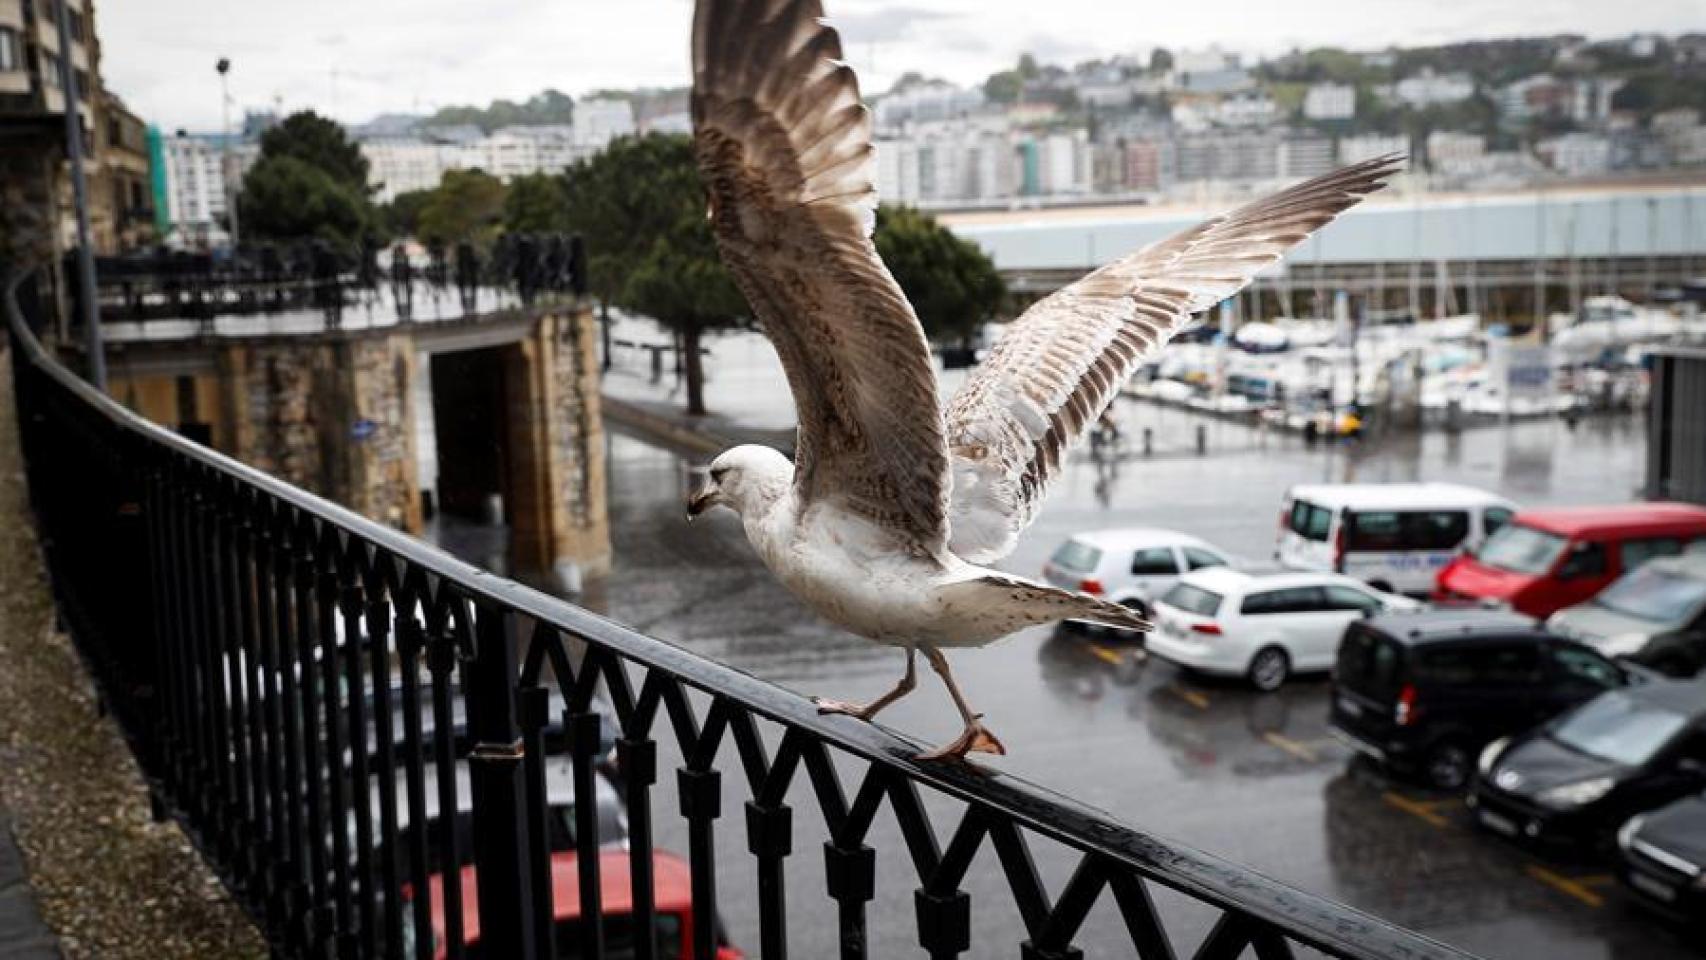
left=6, top=267, right=1477, bottom=959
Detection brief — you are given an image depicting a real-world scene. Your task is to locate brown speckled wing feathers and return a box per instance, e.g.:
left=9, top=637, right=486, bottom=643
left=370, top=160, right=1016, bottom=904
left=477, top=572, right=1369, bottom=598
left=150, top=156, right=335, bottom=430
left=692, top=0, right=950, bottom=553
left=944, top=155, right=1404, bottom=563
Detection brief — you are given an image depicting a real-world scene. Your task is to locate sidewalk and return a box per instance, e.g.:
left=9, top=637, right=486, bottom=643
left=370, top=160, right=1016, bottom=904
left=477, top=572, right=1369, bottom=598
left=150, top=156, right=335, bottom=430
left=601, top=388, right=794, bottom=458
left=0, top=359, right=265, bottom=959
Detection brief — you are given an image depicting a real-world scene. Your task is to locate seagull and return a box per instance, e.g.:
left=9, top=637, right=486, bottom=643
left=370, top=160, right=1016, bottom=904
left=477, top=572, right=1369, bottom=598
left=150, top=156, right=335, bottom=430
left=686, top=0, right=1402, bottom=759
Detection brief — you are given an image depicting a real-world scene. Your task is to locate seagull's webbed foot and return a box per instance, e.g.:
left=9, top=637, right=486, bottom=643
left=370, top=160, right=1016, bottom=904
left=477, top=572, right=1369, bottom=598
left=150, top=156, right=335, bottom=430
left=915, top=714, right=1006, bottom=761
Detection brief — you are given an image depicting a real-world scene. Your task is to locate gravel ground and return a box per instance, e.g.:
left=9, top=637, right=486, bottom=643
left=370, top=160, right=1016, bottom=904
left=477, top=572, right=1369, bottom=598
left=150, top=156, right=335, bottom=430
left=0, top=360, right=266, bottom=959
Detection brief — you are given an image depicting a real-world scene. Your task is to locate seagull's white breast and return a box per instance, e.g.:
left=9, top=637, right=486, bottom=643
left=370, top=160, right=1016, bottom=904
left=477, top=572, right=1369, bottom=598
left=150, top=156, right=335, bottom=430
left=744, top=496, right=958, bottom=645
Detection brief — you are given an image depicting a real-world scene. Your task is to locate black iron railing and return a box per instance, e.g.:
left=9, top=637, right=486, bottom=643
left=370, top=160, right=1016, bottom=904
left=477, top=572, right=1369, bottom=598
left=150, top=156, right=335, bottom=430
left=6, top=266, right=1476, bottom=960
left=78, top=233, right=585, bottom=327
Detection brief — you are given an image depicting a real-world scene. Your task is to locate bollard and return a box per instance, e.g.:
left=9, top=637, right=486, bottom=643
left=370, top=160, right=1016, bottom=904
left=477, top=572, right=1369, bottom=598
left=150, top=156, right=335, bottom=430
left=1142, top=427, right=1153, bottom=457
left=1195, top=424, right=1206, bottom=455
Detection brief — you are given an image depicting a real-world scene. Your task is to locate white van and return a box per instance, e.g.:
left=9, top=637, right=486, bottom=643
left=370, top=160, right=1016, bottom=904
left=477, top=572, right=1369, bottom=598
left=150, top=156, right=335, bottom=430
left=1276, top=483, right=1516, bottom=595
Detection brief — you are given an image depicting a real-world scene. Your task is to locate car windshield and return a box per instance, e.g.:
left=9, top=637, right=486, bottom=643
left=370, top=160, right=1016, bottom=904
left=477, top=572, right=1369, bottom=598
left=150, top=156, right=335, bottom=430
left=1050, top=540, right=1101, bottom=574
left=1288, top=500, right=1333, bottom=542
left=1159, top=583, right=1222, bottom=617
left=1550, top=692, right=1689, bottom=767
left=1475, top=523, right=1568, bottom=575
left=1593, top=566, right=1706, bottom=625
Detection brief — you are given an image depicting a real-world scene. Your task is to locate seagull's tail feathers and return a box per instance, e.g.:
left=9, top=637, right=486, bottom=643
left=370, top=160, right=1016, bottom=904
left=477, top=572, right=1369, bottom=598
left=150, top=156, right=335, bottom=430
left=970, top=573, right=1152, bottom=633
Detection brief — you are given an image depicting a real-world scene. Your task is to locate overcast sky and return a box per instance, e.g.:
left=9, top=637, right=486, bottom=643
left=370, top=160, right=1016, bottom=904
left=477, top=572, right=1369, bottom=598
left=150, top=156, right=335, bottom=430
left=103, top=0, right=1706, bottom=132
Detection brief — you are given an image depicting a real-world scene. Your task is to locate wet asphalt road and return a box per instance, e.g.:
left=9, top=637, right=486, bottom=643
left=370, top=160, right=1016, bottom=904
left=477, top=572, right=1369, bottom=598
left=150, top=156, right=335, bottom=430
left=570, top=401, right=1702, bottom=960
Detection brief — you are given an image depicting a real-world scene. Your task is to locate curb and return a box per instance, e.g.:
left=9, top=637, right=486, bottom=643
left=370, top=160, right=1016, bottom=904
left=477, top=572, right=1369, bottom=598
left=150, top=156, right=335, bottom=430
left=600, top=395, right=730, bottom=458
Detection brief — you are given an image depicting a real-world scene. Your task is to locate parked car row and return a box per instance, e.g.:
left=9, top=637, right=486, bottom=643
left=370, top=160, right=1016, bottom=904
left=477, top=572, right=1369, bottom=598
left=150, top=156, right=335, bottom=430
left=1049, top=486, right=1706, bottom=931
left=1053, top=489, right=1706, bottom=689
left=1332, top=614, right=1706, bottom=925
left=1471, top=679, right=1706, bottom=921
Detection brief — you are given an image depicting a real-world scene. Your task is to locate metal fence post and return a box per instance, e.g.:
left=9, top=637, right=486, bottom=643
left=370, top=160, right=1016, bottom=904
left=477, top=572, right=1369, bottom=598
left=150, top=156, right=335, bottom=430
left=466, top=605, right=537, bottom=960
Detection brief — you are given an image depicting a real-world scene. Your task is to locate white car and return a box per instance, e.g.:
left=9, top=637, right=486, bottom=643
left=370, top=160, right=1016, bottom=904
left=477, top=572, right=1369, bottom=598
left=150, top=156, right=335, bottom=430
left=1147, top=567, right=1421, bottom=690
left=1042, top=528, right=1236, bottom=623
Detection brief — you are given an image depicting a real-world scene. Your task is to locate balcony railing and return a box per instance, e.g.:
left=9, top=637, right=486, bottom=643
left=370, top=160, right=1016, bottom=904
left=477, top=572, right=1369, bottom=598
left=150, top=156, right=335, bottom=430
left=5, top=265, right=1476, bottom=960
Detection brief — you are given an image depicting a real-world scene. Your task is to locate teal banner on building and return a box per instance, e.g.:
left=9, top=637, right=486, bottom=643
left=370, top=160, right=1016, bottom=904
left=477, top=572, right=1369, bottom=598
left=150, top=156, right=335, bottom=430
left=145, top=124, right=170, bottom=235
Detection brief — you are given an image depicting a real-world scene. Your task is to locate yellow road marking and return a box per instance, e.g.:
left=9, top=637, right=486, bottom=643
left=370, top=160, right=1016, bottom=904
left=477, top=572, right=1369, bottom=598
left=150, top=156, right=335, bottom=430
left=1168, top=686, right=1210, bottom=710
left=1262, top=731, right=1318, bottom=762
left=1086, top=644, right=1124, bottom=666
left=1572, top=874, right=1616, bottom=889
left=1526, top=865, right=1606, bottom=908
left=1382, top=791, right=1449, bottom=828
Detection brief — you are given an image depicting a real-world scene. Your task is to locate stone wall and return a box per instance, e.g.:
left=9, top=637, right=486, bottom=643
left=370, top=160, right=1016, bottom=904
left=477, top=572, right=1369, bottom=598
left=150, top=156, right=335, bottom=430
left=346, top=337, right=422, bottom=531
left=93, top=309, right=608, bottom=583
left=221, top=336, right=421, bottom=534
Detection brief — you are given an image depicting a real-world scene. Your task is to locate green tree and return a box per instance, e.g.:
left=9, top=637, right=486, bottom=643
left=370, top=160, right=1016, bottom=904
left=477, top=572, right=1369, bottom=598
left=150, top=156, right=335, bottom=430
left=256, top=111, right=370, bottom=191
left=381, top=188, right=434, bottom=238
left=983, top=70, right=1022, bottom=104
left=874, top=205, right=1005, bottom=347
left=237, top=155, right=371, bottom=245
left=416, top=169, right=508, bottom=247
left=562, top=133, right=746, bottom=416
left=426, top=88, right=577, bottom=133
left=1017, top=53, right=1040, bottom=80
left=502, top=172, right=569, bottom=234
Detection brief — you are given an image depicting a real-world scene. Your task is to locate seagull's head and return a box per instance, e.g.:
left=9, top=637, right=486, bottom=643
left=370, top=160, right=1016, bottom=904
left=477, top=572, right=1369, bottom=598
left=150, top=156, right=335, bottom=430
left=688, top=445, right=791, bottom=520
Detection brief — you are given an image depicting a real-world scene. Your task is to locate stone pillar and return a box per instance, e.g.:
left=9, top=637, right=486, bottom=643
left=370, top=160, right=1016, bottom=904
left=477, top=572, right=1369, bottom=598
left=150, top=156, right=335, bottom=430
left=507, top=305, right=611, bottom=589
left=344, top=335, right=424, bottom=533
left=217, top=334, right=422, bottom=534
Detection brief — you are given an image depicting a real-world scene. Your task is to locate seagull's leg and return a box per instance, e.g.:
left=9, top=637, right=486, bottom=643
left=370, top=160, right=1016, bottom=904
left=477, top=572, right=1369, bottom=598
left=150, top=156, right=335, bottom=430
left=916, top=646, right=1006, bottom=760
left=815, top=648, right=917, bottom=721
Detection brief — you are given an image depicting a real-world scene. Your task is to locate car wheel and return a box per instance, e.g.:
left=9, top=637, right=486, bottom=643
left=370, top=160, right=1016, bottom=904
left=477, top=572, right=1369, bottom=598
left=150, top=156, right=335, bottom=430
left=1425, top=739, right=1472, bottom=791
left=1247, top=647, right=1290, bottom=692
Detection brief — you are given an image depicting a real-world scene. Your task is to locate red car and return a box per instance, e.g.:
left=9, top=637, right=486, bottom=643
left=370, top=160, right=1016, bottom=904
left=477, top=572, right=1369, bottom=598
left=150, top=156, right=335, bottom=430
left=416, top=848, right=743, bottom=960
left=1434, top=503, right=1706, bottom=618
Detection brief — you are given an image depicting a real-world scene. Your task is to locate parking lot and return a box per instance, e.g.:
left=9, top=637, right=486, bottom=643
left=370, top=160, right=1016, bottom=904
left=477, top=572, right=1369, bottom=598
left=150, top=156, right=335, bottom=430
left=562, top=401, right=1706, bottom=959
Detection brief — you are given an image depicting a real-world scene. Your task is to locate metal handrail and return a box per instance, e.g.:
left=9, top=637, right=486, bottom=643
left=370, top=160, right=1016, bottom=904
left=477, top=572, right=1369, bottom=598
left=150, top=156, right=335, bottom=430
left=6, top=264, right=1476, bottom=960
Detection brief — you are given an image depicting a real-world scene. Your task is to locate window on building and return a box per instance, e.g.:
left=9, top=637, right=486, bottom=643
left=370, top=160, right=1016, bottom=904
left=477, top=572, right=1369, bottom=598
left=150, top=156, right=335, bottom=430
left=41, top=52, right=61, bottom=88
left=74, top=68, right=90, bottom=101
left=0, top=28, right=19, bottom=72
left=67, top=9, right=85, bottom=44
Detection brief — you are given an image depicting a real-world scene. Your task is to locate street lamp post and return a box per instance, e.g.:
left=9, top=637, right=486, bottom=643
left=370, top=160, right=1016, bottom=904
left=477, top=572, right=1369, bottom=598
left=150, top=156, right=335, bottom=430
left=217, top=57, right=240, bottom=249
left=54, top=0, right=103, bottom=388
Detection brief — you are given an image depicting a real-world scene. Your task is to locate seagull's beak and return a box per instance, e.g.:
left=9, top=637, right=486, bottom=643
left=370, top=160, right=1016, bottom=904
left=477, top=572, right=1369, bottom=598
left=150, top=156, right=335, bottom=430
left=686, top=482, right=718, bottom=520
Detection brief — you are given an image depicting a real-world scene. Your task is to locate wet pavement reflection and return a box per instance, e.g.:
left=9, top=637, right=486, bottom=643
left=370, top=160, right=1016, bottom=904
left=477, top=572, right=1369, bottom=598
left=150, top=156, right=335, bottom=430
left=578, top=407, right=1680, bottom=960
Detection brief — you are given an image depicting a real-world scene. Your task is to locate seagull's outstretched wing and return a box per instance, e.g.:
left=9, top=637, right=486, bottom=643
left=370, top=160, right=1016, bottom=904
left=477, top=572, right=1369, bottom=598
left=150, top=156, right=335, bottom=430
left=692, top=0, right=949, bottom=554
left=944, top=155, right=1404, bottom=563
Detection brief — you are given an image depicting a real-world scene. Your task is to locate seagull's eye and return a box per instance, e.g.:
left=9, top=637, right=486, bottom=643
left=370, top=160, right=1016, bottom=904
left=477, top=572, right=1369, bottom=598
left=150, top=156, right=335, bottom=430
left=711, top=467, right=729, bottom=483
